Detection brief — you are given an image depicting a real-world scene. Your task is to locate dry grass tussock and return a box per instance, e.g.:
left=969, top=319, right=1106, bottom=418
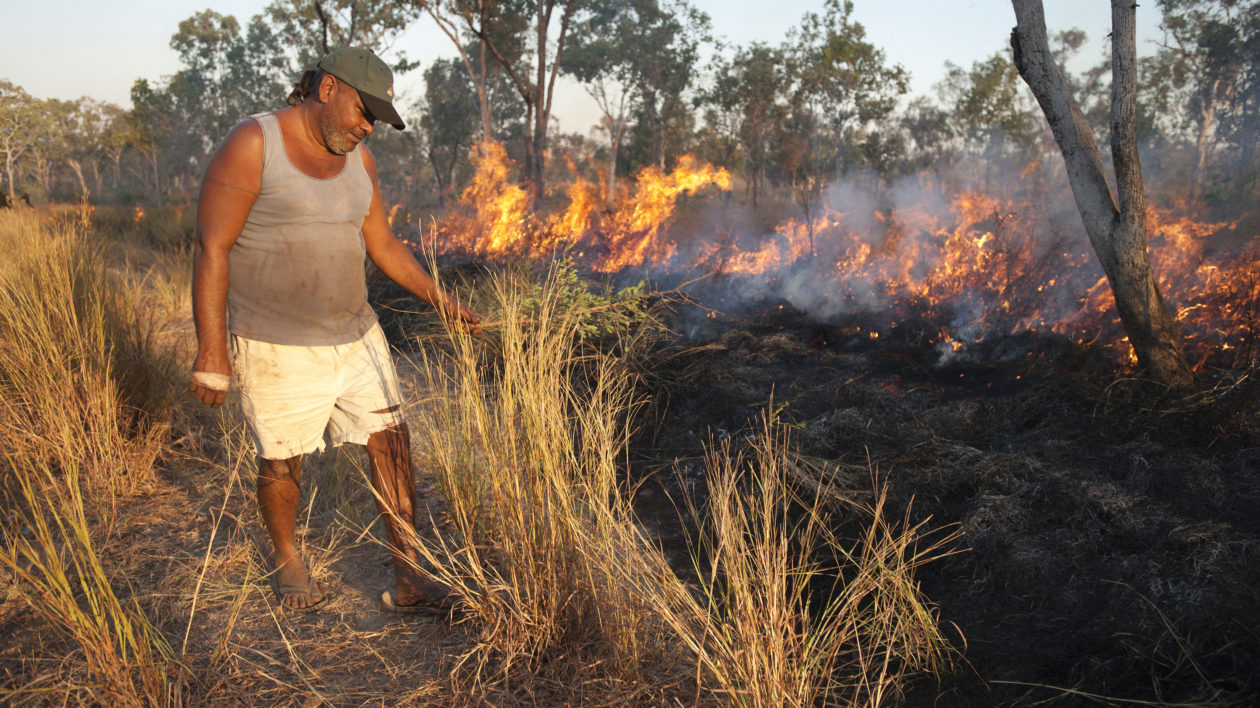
left=0, top=208, right=186, bottom=704
left=655, top=420, right=961, bottom=707
left=0, top=208, right=177, bottom=501
left=403, top=264, right=689, bottom=691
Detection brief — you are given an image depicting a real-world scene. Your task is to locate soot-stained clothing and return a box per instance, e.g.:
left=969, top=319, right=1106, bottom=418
left=227, top=111, right=378, bottom=346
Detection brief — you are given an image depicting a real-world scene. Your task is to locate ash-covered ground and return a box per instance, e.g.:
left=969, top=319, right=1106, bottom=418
left=632, top=297, right=1260, bottom=706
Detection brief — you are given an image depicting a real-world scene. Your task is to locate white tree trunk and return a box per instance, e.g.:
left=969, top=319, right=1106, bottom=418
left=68, top=159, right=89, bottom=201
left=4, top=146, right=13, bottom=198
left=1192, top=81, right=1219, bottom=200
left=1010, top=0, right=1192, bottom=388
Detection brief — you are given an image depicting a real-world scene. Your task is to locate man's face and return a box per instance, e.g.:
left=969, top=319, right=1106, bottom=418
left=318, top=77, right=376, bottom=156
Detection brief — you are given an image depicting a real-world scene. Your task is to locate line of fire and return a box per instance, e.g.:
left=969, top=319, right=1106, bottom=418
left=394, top=140, right=1255, bottom=376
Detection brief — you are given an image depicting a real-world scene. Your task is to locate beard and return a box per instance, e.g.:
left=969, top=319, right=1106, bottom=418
left=319, top=117, right=362, bottom=156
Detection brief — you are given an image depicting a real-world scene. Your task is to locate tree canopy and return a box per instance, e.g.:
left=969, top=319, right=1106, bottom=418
left=2, top=0, right=1255, bottom=219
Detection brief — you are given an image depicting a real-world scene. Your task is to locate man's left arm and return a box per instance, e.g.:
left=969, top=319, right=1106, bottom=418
left=359, top=146, right=481, bottom=330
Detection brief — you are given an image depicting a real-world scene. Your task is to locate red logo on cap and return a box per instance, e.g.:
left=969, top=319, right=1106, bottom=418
left=387, top=84, right=394, bottom=98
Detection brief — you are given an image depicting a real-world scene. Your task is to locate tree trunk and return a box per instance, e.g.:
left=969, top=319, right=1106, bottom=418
left=478, top=41, right=493, bottom=139
left=607, top=119, right=620, bottom=199
left=150, top=150, right=162, bottom=204
left=31, top=152, right=51, bottom=195
left=608, top=143, right=619, bottom=198
left=68, top=159, right=89, bottom=200
left=1191, top=81, right=1218, bottom=201
left=4, top=146, right=13, bottom=198
left=531, top=0, right=548, bottom=194
left=523, top=97, right=538, bottom=200
left=428, top=149, right=448, bottom=207
left=1011, top=0, right=1193, bottom=389
left=641, top=87, right=666, bottom=169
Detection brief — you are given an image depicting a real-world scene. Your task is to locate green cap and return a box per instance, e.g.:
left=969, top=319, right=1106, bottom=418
left=317, top=47, right=405, bottom=130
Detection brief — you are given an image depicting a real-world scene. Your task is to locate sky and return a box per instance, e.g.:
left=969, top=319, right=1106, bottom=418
left=0, top=0, right=1166, bottom=134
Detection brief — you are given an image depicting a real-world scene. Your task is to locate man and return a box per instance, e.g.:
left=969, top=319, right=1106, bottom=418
left=189, top=47, right=480, bottom=613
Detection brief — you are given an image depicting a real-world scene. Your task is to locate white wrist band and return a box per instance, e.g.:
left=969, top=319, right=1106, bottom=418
left=191, top=371, right=231, bottom=391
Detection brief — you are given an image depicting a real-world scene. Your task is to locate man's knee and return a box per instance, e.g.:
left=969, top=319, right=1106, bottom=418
left=258, top=455, right=302, bottom=486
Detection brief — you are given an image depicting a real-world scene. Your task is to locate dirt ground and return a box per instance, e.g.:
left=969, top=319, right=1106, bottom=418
left=633, top=295, right=1260, bottom=706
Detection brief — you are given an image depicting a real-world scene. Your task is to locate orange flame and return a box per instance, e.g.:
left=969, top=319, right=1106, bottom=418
left=429, top=144, right=730, bottom=272
left=419, top=142, right=1258, bottom=369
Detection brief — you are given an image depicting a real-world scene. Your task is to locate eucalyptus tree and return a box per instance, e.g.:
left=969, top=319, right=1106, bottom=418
left=22, top=98, right=75, bottom=199
left=940, top=52, right=1039, bottom=190
left=561, top=0, right=643, bottom=193
left=703, top=43, right=788, bottom=205
left=1011, top=0, right=1193, bottom=388
left=64, top=98, right=127, bottom=199
left=1146, top=0, right=1259, bottom=199
left=0, top=81, right=38, bottom=199
left=621, top=0, right=710, bottom=170
left=167, top=11, right=289, bottom=193
left=419, top=58, right=480, bottom=204
left=263, top=0, right=419, bottom=69
left=562, top=0, right=710, bottom=192
left=126, top=78, right=173, bottom=202
left=169, top=11, right=288, bottom=138
left=123, top=10, right=290, bottom=201
left=410, top=0, right=580, bottom=201
left=893, top=96, right=956, bottom=176
left=780, top=0, right=907, bottom=251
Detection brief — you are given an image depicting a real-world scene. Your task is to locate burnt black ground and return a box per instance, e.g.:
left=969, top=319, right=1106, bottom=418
left=631, top=299, right=1260, bottom=706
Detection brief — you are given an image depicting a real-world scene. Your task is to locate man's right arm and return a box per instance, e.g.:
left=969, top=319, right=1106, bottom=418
left=190, top=119, right=264, bottom=409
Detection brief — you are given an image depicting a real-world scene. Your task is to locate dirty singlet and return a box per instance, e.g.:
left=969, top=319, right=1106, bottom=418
left=226, top=111, right=377, bottom=346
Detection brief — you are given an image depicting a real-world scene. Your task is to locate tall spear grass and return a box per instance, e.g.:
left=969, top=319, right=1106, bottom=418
left=0, top=209, right=183, bottom=704
left=0, top=208, right=175, bottom=501
left=656, top=421, right=960, bottom=706
left=403, top=263, right=688, bottom=690
left=1, top=456, right=184, bottom=705
left=397, top=260, right=959, bottom=703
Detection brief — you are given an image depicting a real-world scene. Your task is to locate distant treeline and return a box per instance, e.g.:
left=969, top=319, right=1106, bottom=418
left=0, top=0, right=1256, bottom=215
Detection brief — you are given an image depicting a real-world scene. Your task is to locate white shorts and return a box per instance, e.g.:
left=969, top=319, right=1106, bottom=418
left=232, top=323, right=404, bottom=460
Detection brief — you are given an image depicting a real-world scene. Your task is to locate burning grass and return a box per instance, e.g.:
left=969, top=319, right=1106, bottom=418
left=414, top=143, right=1260, bottom=375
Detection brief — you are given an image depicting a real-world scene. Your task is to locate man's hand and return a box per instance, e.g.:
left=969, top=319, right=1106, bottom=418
left=440, top=300, right=483, bottom=335
left=189, top=353, right=232, bottom=409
